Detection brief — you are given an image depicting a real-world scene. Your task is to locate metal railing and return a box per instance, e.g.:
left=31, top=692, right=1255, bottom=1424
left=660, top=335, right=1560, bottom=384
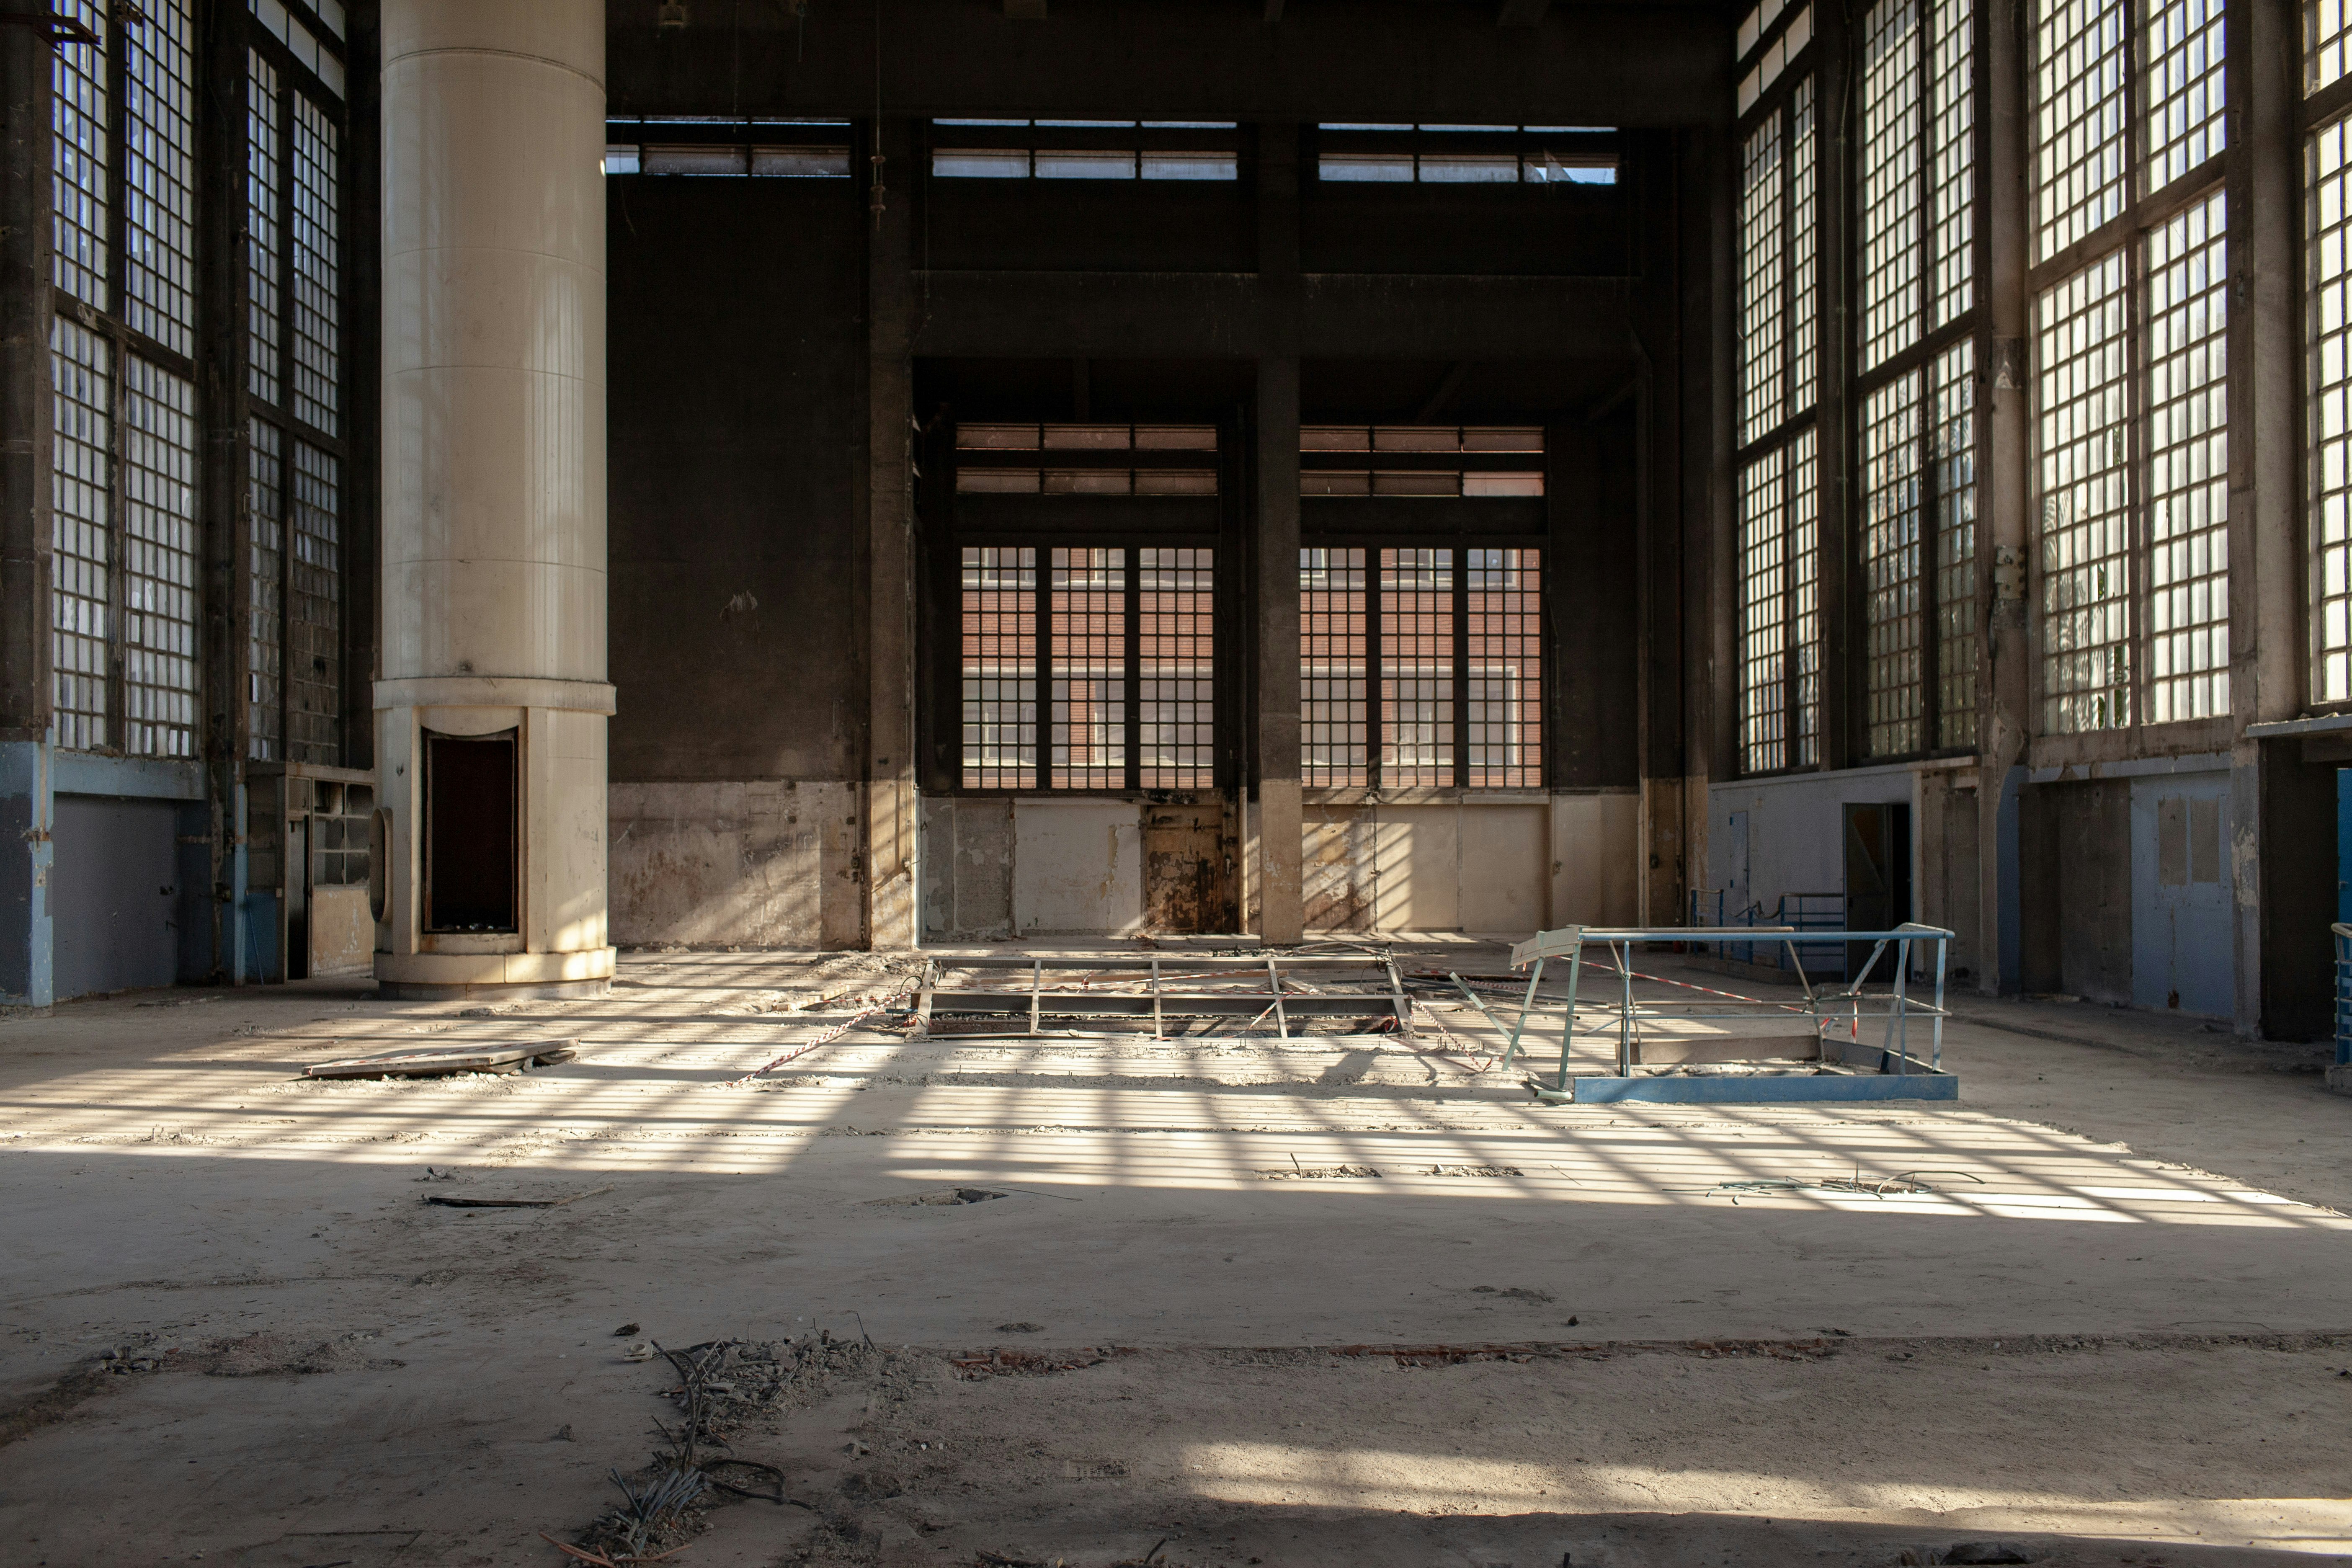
left=1446, top=923, right=1955, bottom=1101
left=1684, top=890, right=1848, bottom=970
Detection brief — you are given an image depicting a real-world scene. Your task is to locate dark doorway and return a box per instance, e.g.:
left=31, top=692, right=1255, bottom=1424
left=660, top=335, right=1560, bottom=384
left=424, top=730, right=518, bottom=933
left=1843, top=801, right=1912, bottom=981
left=286, top=815, right=309, bottom=979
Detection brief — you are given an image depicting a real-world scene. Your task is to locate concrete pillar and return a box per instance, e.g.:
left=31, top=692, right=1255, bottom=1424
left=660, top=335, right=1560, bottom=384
left=373, top=0, right=613, bottom=999
left=1977, top=0, right=2033, bottom=994
left=0, top=23, right=52, bottom=1006
left=867, top=117, right=920, bottom=949
left=1254, top=123, right=1304, bottom=945
left=2228, top=0, right=2302, bottom=1036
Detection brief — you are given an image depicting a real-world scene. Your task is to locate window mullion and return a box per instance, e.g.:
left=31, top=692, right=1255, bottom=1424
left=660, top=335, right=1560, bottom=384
left=1036, top=548, right=1054, bottom=792
left=1124, top=545, right=1141, bottom=792
left=1452, top=546, right=1471, bottom=788
left=1366, top=547, right=1385, bottom=791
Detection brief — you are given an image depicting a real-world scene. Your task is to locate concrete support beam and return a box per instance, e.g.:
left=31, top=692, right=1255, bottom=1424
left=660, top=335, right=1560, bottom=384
left=2230, top=0, right=2302, bottom=1036
left=374, top=0, right=614, bottom=999
left=0, top=23, right=51, bottom=1004
left=1256, top=126, right=1303, bottom=946
left=1978, top=0, right=2033, bottom=995
left=868, top=117, right=921, bottom=949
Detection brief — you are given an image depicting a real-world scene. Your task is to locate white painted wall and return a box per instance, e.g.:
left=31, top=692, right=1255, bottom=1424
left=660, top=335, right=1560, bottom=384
left=1011, top=799, right=1145, bottom=935
left=1706, top=763, right=1935, bottom=924
left=1303, top=792, right=1638, bottom=935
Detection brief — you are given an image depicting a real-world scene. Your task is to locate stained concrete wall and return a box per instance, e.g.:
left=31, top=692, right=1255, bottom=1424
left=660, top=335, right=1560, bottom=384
left=2019, top=778, right=2134, bottom=1005
left=609, top=781, right=864, bottom=949
left=2128, top=770, right=2232, bottom=1018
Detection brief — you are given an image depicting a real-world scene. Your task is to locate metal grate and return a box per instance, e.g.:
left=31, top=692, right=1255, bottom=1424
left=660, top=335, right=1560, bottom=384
left=290, top=441, right=342, bottom=761
left=50, top=316, right=111, bottom=753
left=2032, top=0, right=2128, bottom=263
left=2035, top=251, right=2133, bottom=733
left=1300, top=547, right=1369, bottom=787
left=1928, top=0, right=1975, bottom=328
left=51, top=1, right=108, bottom=309
left=1050, top=548, right=1126, bottom=789
left=1933, top=339, right=1979, bottom=748
left=1466, top=548, right=1542, bottom=787
left=2314, top=116, right=2352, bottom=701
left=121, top=358, right=200, bottom=758
left=1859, top=0, right=1924, bottom=371
left=1862, top=370, right=1926, bottom=757
left=247, top=51, right=283, bottom=408
left=290, top=94, right=341, bottom=435
left=2144, top=190, right=2230, bottom=724
left=1380, top=548, right=1455, bottom=787
left=1137, top=547, right=1213, bottom=789
left=123, top=0, right=197, bottom=357
left=960, top=547, right=1038, bottom=789
left=2316, top=0, right=2352, bottom=95
left=1738, top=108, right=1788, bottom=444
left=2147, top=0, right=2226, bottom=191
left=248, top=419, right=284, bottom=761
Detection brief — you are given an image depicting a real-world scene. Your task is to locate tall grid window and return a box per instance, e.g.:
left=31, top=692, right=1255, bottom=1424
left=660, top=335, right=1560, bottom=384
left=2033, top=0, right=2128, bottom=261
left=2036, top=253, right=2133, bottom=733
left=1302, top=548, right=1369, bottom=787
left=290, top=443, right=343, bottom=758
left=1861, top=371, right=1927, bottom=755
left=244, top=22, right=349, bottom=765
left=959, top=547, right=1038, bottom=789
left=1736, top=2, right=1820, bottom=773
left=1297, top=547, right=1544, bottom=790
left=2316, top=0, right=2352, bottom=94
left=2144, top=192, right=2229, bottom=722
left=121, top=360, right=199, bottom=758
left=123, top=1, right=196, bottom=357
left=52, top=3, right=107, bottom=309
left=289, top=95, right=341, bottom=435
left=51, top=318, right=111, bottom=753
left=958, top=545, right=1216, bottom=791
left=2028, top=0, right=2228, bottom=734
left=2316, top=114, right=2352, bottom=700
left=1738, top=431, right=1821, bottom=773
left=247, top=52, right=283, bottom=409
left=249, top=421, right=284, bottom=761
left=1859, top=0, right=1975, bottom=370
left=1932, top=339, right=1979, bottom=746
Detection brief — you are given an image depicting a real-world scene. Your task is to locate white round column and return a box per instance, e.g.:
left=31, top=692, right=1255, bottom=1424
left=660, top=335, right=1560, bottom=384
left=373, top=0, right=613, bottom=998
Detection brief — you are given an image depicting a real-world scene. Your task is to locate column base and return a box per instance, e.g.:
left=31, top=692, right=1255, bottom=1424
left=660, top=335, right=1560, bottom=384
left=374, top=947, right=615, bottom=1001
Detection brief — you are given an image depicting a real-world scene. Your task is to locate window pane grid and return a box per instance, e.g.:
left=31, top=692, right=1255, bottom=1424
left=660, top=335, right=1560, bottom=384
left=248, top=420, right=284, bottom=761
left=121, top=358, right=199, bottom=759
left=124, top=0, right=197, bottom=357
left=1301, top=547, right=1369, bottom=787
left=1138, top=548, right=1213, bottom=790
left=2315, top=0, right=2352, bottom=95
left=1739, top=448, right=1789, bottom=773
left=1738, top=109, right=1788, bottom=443
left=960, top=547, right=1037, bottom=789
left=2147, top=0, right=2225, bottom=191
left=1859, top=0, right=1924, bottom=370
left=52, top=3, right=108, bottom=309
left=2314, top=118, right=2352, bottom=700
left=51, top=316, right=111, bottom=753
left=2145, top=191, right=2229, bottom=724
left=1380, top=548, right=1455, bottom=787
left=1789, top=430, right=1823, bottom=766
left=290, top=94, right=341, bottom=435
left=2036, top=253, right=2133, bottom=733
left=290, top=441, right=343, bottom=760
left=248, top=52, right=283, bottom=408
left=1928, top=0, right=1976, bottom=328
left=2033, top=0, right=2128, bottom=262
left=1862, top=371, right=1927, bottom=756
left=1934, top=339, right=1980, bottom=747
left=1467, top=549, right=1542, bottom=787
left=1050, top=548, right=1126, bottom=789
left=1791, top=80, right=1819, bottom=416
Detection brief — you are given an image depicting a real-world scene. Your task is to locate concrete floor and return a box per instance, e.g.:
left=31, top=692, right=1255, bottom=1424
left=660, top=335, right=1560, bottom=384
left=0, top=945, right=2347, bottom=1568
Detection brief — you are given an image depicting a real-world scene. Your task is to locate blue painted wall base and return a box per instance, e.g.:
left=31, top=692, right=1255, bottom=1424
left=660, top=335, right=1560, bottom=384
left=1545, top=1069, right=1960, bottom=1104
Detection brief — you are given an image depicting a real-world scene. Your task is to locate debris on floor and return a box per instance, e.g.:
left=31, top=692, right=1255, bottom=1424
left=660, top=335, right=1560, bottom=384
left=302, top=1041, right=580, bottom=1078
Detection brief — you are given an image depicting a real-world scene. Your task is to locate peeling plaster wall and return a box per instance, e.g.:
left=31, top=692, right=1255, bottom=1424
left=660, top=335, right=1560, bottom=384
left=610, top=781, right=864, bottom=949
left=1304, top=795, right=1635, bottom=935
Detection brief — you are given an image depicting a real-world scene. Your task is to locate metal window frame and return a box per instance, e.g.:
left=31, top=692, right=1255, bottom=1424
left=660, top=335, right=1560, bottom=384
left=2021, top=0, right=2230, bottom=744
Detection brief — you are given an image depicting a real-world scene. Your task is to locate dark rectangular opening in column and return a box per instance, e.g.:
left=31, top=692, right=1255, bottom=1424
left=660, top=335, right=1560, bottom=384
left=423, top=730, right=517, bottom=934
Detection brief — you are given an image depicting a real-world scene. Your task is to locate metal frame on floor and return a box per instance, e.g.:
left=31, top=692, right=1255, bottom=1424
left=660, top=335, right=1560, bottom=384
left=910, top=952, right=1415, bottom=1041
left=1446, top=923, right=1958, bottom=1104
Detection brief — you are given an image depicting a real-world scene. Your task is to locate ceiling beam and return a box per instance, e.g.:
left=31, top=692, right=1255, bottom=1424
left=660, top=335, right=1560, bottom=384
left=1264, top=0, right=1286, bottom=21
left=1005, top=0, right=1047, bottom=16
left=1497, top=0, right=1551, bottom=24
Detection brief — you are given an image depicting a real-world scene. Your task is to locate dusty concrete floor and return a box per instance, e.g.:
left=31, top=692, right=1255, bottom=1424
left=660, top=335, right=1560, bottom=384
left=1, top=944, right=2347, bottom=1568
